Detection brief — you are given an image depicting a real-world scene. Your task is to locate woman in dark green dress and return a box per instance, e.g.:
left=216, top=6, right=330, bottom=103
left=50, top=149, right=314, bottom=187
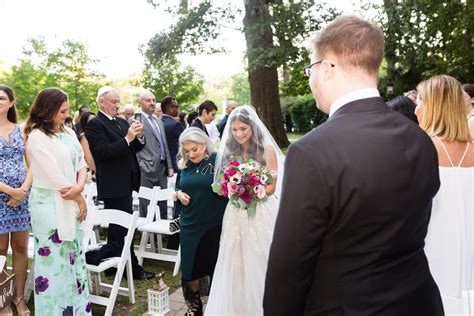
left=175, top=127, right=228, bottom=316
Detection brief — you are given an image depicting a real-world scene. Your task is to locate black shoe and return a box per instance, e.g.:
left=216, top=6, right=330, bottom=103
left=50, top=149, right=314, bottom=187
left=134, top=270, right=155, bottom=280
left=104, top=268, right=117, bottom=276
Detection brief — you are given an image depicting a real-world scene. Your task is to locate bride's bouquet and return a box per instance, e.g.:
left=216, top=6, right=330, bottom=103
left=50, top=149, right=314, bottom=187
left=213, top=157, right=272, bottom=217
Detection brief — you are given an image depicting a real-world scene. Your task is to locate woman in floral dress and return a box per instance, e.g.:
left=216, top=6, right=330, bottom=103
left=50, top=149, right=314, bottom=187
left=25, top=88, right=90, bottom=315
left=0, top=85, right=32, bottom=315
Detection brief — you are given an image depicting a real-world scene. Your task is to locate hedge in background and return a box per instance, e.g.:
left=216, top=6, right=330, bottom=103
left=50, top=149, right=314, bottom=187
left=287, top=95, right=328, bottom=133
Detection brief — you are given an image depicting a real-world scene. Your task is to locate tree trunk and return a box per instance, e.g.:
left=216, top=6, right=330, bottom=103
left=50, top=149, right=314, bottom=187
left=243, top=0, right=289, bottom=148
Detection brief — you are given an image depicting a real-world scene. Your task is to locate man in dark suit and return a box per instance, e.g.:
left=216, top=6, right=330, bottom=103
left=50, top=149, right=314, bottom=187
left=264, top=16, right=443, bottom=315
left=85, top=86, right=155, bottom=280
left=136, top=90, right=173, bottom=219
left=218, top=100, right=238, bottom=137
left=160, top=96, right=183, bottom=173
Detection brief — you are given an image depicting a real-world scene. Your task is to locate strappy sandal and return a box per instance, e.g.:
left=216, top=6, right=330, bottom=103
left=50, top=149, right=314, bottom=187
left=13, top=297, right=30, bottom=316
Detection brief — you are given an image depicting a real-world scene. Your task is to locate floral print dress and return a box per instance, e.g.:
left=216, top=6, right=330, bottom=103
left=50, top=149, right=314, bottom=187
left=28, top=131, right=91, bottom=315
left=0, top=124, right=31, bottom=233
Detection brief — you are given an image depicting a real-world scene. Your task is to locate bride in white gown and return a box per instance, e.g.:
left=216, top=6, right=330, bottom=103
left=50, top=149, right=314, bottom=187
left=416, top=75, right=474, bottom=316
left=205, top=106, right=285, bottom=315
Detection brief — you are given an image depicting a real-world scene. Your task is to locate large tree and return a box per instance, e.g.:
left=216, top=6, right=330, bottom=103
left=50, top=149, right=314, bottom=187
left=144, top=0, right=338, bottom=146
left=141, top=53, right=204, bottom=111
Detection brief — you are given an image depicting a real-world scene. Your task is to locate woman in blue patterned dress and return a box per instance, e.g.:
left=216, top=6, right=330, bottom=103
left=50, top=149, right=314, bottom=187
left=25, top=88, right=90, bottom=315
left=0, top=85, right=32, bottom=316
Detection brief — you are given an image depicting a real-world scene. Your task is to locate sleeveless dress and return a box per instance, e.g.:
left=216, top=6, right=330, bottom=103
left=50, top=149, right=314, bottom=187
left=0, top=124, right=31, bottom=233
left=425, top=139, right=474, bottom=315
left=205, top=178, right=279, bottom=315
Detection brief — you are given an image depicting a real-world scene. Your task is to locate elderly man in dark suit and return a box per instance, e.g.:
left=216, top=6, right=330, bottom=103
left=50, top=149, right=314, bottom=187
left=160, top=96, right=183, bottom=173
left=264, top=16, right=443, bottom=315
left=135, top=90, right=173, bottom=220
left=85, top=86, right=155, bottom=280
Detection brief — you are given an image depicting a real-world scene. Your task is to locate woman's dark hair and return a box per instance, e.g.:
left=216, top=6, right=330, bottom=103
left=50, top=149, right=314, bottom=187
left=178, top=111, right=187, bottom=129
left=0, top=85, right=18, bottom=123
left=25, top=88, right=68, bottom=137
left=187, top=111, right=198, bottom=126
left=387, top=95, right=418, bottom=124
left=225, top=108, right=266, bottom=165
left=197, top=100, right=218, bottom=115
left=80, top=111, right=95, bottom=134
left=463, top=83, right=474, bottom=98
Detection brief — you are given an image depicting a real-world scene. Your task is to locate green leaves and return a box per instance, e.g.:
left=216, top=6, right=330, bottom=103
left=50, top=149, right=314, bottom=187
left=0, top=37, right=103, bottom=118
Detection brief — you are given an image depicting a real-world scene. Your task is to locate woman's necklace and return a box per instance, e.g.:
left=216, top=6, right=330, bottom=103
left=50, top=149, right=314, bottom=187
left=194, top=157, right=214, bottom=175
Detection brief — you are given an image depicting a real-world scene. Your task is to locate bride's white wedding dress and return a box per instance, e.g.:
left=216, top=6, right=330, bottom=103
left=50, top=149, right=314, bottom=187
left=205, top=195, right=279, bottom=315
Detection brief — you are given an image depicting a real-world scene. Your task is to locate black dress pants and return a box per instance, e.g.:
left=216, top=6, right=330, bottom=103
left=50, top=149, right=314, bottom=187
left=102, top=196, right=142, bottom=274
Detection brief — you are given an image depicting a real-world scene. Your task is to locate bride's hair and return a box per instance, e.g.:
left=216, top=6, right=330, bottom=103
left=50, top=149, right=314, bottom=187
left=225, top=108, right=266, bottom=165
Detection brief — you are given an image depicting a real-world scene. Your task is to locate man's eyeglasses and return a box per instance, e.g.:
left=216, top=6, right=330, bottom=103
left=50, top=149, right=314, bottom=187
left=304, top=60, right=335, bottom=77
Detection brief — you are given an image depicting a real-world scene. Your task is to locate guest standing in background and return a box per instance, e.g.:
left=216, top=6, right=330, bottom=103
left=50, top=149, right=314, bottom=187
left=387, top=95, right=419, bottom=124
left=74, top=105, right=90, bottom=137
left=417, top=75, right=474, bottom=315
left=86, top=86, right=154, bottom=280
left=187, top=111, right=198, bottom=128
left=463, top=83, right=474, bottom=139
left=191, top=100, right=218, bottom=136
left=122, top=104, right=135, bottom=121
left=78, top=111, right=96, bottom=182
left=0, top=85, right=32, bottom=316
left=175, top=128, right=227, bottom=316
left=161, top=96, right=184, bottom=173
left=135, top=90, right=173, bottom=219
left=25, top=87, right=90, bottom=315
left=217, top=100, right=238, bottom=137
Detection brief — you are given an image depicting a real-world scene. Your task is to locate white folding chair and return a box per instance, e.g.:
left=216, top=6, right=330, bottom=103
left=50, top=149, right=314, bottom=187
left=86, top=208, right=139, bottom=316
left=137, top=187, right=181, bottom=276
left=84, top=182, right=97, bottom=207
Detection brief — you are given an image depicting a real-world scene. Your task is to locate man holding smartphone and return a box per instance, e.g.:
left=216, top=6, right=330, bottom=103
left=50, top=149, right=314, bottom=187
left=86, top=86, right=155, bottom=280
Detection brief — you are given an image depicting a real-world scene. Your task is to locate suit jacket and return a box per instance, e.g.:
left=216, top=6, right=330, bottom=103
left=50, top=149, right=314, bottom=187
left=190, top=118, right=209, bottom=136
left=264, top=97, right=443, bottom=316
left=218, top=114, right=229, bottom=137
left=161, top=115, right=184, bottom=172
left=85, top=112, right=144, bottom=199
left=136, top=114, right=172, bottom=179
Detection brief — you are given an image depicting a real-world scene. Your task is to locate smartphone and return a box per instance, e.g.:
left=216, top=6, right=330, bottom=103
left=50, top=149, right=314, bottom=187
left=134, top=112, right=142, bottom=122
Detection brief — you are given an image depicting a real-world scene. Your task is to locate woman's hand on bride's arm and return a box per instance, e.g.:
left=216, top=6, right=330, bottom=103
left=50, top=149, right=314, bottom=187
left=176, top=190, right=191, bottom=205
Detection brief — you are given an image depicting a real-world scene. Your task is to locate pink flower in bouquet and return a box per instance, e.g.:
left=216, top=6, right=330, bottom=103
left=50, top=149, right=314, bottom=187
left=240, top=191, right=252, bottom=204
left=226, top=168, right=237, bottom=177
left=254, top=185, right=266, bottom=199
left=221, top=183, right=229, bottom=197
left=248, top=175, right=260, bottom=186
left=260, top=174, right=268, bottom=184
left=227, top=182, right=242, bottom=196
left=230, top=160, right=239, bottom=166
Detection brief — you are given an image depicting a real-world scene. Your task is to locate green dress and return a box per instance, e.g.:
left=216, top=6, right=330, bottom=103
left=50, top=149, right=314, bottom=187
left=29, top=131, right=91, bottom=315
left=178, top=153, right=228, bottom=281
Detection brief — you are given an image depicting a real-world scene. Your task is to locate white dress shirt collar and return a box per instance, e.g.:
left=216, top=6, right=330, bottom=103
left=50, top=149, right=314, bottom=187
left=99, top=109, right=114, bottom=120
left=329, top=88, right=380, bottom=117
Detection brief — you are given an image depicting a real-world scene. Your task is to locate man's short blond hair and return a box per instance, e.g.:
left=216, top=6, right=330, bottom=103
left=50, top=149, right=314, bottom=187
left=313, top=15, right=384, bottom=76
